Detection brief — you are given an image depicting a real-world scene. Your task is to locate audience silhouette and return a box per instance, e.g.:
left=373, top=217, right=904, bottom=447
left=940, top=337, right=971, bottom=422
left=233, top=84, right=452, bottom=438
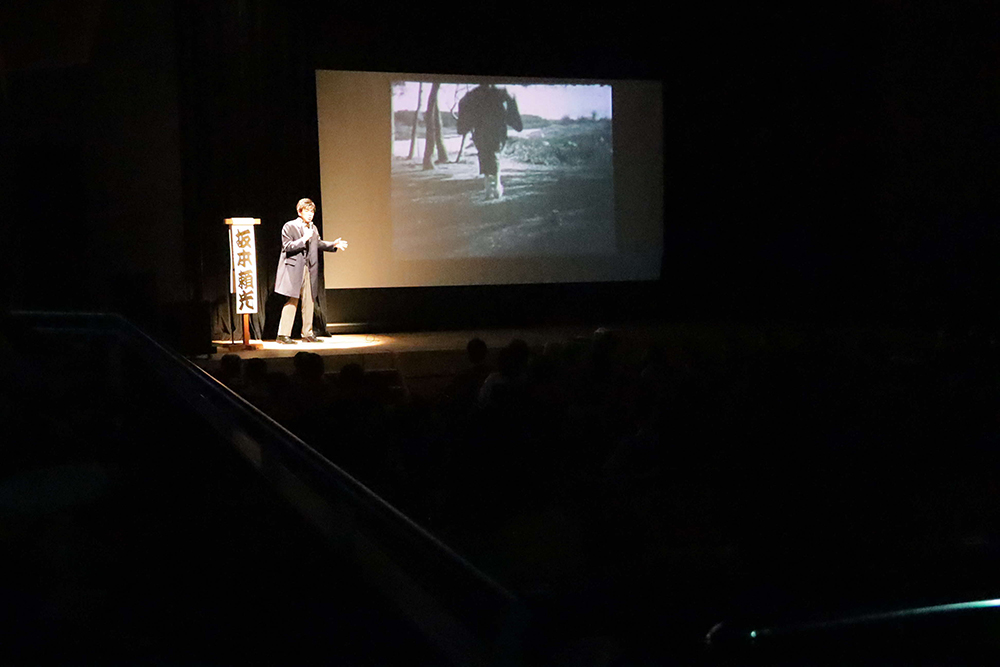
left=209, top=320, right=1000, bottom=631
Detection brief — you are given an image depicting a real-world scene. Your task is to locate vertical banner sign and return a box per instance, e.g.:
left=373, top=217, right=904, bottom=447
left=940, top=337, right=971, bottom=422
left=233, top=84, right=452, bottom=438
left=226, top=218, right=261, bottom=315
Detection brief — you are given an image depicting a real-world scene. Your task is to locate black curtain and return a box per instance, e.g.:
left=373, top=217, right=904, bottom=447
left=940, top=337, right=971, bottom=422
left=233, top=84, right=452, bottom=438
left=174, top=1, right=328, bottom=340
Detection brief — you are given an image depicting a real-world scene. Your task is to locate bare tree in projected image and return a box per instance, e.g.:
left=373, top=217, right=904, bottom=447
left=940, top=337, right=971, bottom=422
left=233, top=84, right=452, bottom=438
left=391, top=81, right=407, bottom=158
left=407, top=82, right=423, bottom=160
left=422, top=83, right=449, bottom=169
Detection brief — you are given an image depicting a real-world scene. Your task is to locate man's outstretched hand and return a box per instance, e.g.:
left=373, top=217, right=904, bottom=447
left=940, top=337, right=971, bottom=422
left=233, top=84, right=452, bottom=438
left=333, top=237, right=348, bottom=251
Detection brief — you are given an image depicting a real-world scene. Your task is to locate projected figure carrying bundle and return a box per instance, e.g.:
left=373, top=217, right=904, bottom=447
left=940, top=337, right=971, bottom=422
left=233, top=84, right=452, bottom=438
left=457, top=84, right=523, bottom=200
left=274, top=198, right=348, bottom=344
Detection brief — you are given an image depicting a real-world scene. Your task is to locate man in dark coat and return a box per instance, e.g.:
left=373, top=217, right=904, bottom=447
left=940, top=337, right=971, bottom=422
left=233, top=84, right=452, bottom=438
left=274, top=198, right=347, bottom=343
left=457, top=84, right=523, bottom=199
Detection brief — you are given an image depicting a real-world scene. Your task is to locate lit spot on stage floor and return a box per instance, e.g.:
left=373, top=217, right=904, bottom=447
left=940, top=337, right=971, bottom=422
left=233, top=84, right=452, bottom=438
left=272, top=335, right=384, bottom=350
left=216, top=335, right=386, bottom=351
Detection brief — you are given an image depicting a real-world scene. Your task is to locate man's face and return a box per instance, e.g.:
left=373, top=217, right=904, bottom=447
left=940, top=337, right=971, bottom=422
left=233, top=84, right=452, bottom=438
left=300, top=207, right=315, bottom=224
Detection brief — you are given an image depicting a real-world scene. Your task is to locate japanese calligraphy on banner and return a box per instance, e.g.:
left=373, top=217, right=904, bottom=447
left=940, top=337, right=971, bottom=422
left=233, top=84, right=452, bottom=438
left=226, top=218, right=260, bottom=315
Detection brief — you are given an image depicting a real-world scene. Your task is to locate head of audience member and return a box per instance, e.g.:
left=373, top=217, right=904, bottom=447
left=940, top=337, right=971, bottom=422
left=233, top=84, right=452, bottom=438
left=264, top=370, right=291, bottom=401
left=246, top=358, right=268, bottom=384
left=219, top=354, right=242, bottom=385
left=530, top=340, right=564, bottom=382
left=304, top=352, right=325, bottom=381
left=293, top=351, right=310, bottom=374
left=592, top=327, right=619, bottom=363
left=496, top=340, right=529, bottom=380
left=466, top=338, right=488, bottom=365
left=339, top=361, right=364, bottom=389
left=542, top=340, right=564, bottom=359
left=509, top=338, right=530, bottom=366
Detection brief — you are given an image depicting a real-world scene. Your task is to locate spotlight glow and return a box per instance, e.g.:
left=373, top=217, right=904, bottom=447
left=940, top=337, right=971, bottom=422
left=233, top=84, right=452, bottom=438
left=311, top=335, right=384, bottom=349
left=218, top=335, right=386, bottom=351
left=268, top=335, right=384, bottom=350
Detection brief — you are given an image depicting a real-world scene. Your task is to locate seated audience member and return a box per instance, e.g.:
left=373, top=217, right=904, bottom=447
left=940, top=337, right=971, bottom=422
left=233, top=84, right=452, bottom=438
left=603, top=390, right=663, bottom=485
left=262, top=370, right=295, bottom=423
left=478, top=339, right=530, bottom=412
left=218, top=354, right=243, bottom=391
left=440, top=338, right=491, bottom=417
left=240, top=358, right=269, bottom=405
left=287, top=352, right=331, bottom=430
left=324, top=361, right=388, bottom=472
left=296, top=350, right=326, bottom=393
left=328, top=362, right=385, bottom=434
left=527, top=340, right=568, bottom=412
left=330, top=361, right=365, bottom=401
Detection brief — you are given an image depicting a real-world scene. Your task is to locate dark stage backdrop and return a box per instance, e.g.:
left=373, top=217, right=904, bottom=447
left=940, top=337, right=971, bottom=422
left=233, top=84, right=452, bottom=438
left=171, top=1, right=672, bottom=336
left=4, top=2, right=998, bottom=335
left=172, top=3, right=1000, bottom=332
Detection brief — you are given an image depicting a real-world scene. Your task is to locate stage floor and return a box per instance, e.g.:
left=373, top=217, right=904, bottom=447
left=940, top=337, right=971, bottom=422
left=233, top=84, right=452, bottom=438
left=193, top=319, right=937, bottom=398
left=207, top=324, right=625, bottom=360
left=196, top=322, right=673, bottom=389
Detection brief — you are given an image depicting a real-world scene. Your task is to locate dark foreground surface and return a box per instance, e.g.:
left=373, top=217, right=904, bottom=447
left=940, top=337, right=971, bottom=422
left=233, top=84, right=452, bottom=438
left=6, top=316, right=1000, bottom=665
left=0, top=325, right=444, bottom=666
left=202, top=319, right=1000, bottom=664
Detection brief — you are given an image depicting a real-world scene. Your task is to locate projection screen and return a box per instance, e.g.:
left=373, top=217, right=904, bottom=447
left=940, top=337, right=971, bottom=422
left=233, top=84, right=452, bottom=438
left=317, top=70, right=662, bottom=289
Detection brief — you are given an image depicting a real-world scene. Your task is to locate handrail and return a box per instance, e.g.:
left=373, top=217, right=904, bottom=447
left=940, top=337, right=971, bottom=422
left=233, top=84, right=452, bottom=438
left=706, top=595, right=1000, bottom=658
left=11, top=310, right=526, bottom=666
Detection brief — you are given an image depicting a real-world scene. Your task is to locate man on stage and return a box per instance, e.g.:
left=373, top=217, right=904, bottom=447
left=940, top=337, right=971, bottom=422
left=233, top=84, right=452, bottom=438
left=274, top=198, right=347, bottom=344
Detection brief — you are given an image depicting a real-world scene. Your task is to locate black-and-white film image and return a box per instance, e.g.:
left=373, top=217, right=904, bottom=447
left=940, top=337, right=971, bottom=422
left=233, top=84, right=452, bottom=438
left=392, top=82, right=614, bottom=260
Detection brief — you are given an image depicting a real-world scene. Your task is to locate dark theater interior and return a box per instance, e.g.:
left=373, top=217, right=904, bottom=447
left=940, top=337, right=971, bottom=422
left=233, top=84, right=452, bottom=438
left=3, top=2, right=1000, bottom=665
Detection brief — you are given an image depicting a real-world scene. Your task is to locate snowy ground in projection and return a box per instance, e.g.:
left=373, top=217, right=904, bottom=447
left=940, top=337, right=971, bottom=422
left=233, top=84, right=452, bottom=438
left=392, top=123, right=614, bottom=260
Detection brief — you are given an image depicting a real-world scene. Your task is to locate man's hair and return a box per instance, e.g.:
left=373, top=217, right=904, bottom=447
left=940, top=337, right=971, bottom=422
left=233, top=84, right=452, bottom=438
left=296, top=198, right=316, bottom=214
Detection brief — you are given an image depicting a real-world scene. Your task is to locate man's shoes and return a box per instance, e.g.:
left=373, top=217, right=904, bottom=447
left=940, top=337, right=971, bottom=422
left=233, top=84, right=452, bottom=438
left=301, top=334, right=320, bottom=343
left=276, top=335, right=297, bottom=344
